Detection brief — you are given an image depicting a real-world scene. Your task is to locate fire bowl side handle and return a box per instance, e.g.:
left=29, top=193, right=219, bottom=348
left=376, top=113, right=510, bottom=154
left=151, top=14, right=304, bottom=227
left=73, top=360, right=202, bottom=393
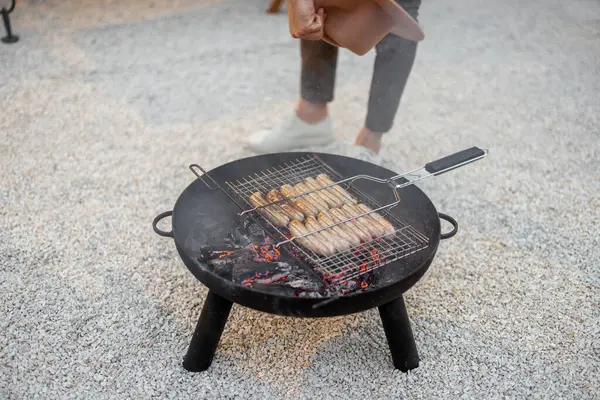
left=438, top=213, right=458, bottom=240
left=152, top=210, right=174, bottom=238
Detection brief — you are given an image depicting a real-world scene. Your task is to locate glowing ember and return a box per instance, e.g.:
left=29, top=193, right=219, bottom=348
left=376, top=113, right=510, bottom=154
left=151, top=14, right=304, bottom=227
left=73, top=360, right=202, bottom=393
left=371, top=248, right=381, bottom=264
left=256, top=244, right=281, bottom=262
left=201, top=240, right=281, bottom=264
left=241, top=270, right=289, bottom=287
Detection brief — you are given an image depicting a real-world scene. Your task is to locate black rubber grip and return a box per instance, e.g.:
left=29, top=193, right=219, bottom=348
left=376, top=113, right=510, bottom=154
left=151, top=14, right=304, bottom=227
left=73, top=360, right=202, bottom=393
left=424, top=147, right=486, bottom=175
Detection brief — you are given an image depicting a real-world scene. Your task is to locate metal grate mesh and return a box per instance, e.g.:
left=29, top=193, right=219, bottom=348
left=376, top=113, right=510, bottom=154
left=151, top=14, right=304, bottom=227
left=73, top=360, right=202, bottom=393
left=225, top=154, right=429, bottom=284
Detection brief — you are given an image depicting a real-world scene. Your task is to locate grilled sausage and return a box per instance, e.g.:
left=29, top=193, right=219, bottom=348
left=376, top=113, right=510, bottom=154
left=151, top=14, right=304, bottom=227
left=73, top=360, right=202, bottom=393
left=315, top=173, right=357, bottom=205
left=317, top=211, right=361, bottom=247
left=341, top=204, right=385, bottom=238
left=355, top=203, right=396, bottom=237
left=280, top=184, right=319, bottom=217
left=339, top=204, right=374, bottom=236
left=288, top=220, right=322, bottom=255
left=304, top=177, right=342, bottom=208
left=294, top=182, right=329, bottom=212
left=312, top=174, right=349, bottom=205
left=329, top=207, right=372, bottom=243
left=248, top=192, right=290, bottom=228
left=266, top=189, right=305, bottom=221
left=289, top=220, right=336, bottom=257
left=310, top=176, right=348, bottom=206
left=305, top=216, right=351, bottom=252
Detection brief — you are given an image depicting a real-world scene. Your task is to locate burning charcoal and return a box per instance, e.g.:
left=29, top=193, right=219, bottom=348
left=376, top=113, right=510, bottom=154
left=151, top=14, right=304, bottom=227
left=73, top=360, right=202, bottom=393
left=197, top=248, right=213, bottom=263
left=197, top=239, right=283, bottom=266
left=295, top=290, right=325, bottom=298
left=251, top=243, right=281, bottom=262
left=232, top=262, right=277, bottom=285
left=227, top=215, right=266, bottom=246
left=193, top=211, right=379, bottom=298
left=228, top=261, right=329, bottom=296
left=196, top=245, right=253, bottom=263
left=253, top=273, right=289, bottom=284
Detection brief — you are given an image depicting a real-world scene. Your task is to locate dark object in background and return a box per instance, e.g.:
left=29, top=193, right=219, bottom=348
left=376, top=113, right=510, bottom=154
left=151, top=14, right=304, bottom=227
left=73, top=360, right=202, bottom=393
left=1, top=0, right=18, bottom=44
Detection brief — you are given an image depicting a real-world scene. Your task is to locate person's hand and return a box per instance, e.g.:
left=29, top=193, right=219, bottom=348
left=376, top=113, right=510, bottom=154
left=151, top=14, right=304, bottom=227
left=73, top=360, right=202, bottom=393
left=286, top=0, right=326, bottom=40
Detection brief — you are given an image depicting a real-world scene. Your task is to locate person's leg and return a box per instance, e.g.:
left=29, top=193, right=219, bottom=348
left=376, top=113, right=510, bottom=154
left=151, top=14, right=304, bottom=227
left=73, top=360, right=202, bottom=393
left=355, top=0, right=422, bottom=154
left=297, top=38, right=338, bottom=123
left=247, top=39, right=338, bottom=153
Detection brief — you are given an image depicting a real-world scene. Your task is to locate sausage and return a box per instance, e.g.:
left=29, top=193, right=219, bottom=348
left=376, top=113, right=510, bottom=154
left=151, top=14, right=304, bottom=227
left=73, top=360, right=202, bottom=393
left=338, top=204, right=369, bottom=236
left=330, top=207, right=372, bottom=242
left=341, top=204, right=386, bottom=238
left=291, top=182, right=321, bottom=211
left=304, top=177, right=342, bottom=208
left=248, top=192, right=290, bottom=228
left=289, top=220, right=336, bottom=257
left=288, top=220, right=323, bottom=255
left=355, top=203, right=396, bottom=237
left=305, top=216, right=351, bottom=252
left=294, top=182, right=329, bottom=212
left=315, top=173, right=357, bottom=205
left=266, top=189, right=305, bottom=221
left=317, top=211, right=361, bottom=247
left=329, top=207, right=372, bottom=243
left=312, top=174, right=349, bottom=205
left=357, top=205, right=395, bottom=237
left=280, top=184, right=319, bottom=217
left=304, top=216, right=347, bottom=252
left=310, top=176, right=348, bottom=206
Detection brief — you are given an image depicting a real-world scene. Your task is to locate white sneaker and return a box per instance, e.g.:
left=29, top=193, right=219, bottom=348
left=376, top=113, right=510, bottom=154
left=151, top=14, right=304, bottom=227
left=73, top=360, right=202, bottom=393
left=247, top=114, right=335, bottom=153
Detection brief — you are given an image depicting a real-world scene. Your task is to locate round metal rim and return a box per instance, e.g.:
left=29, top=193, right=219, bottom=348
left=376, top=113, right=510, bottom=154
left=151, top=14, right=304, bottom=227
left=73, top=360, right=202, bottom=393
left=165, top=152, right=444, bottom=317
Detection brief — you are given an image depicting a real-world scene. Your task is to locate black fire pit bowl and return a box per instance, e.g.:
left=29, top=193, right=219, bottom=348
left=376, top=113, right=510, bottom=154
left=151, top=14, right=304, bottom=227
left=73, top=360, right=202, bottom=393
left=153, top=151, right=463, bottom=373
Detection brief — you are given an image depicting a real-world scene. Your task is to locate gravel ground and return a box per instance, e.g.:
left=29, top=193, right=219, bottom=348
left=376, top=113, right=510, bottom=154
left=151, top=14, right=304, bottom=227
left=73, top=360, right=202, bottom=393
left=1, top=0, right=599, bottom=398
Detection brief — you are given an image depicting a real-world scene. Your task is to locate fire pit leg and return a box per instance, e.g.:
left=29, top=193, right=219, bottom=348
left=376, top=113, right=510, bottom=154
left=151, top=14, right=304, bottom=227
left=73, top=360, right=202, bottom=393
left=182, top=290, right=233, bottom=372
left=378, top=296, right=420, bottom=372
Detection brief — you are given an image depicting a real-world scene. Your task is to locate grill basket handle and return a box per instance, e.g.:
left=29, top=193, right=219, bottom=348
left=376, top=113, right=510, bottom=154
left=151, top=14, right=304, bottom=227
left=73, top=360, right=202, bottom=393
left=425, top=147, right=486, bottom=176
left=438, top=213, right=458, bottom=240
left=152, top=210, right=174, bottom=238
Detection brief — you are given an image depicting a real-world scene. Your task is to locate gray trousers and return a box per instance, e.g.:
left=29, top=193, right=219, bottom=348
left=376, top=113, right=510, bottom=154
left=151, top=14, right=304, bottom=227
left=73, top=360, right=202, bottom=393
left=300, top=0, right=421, bottom=133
